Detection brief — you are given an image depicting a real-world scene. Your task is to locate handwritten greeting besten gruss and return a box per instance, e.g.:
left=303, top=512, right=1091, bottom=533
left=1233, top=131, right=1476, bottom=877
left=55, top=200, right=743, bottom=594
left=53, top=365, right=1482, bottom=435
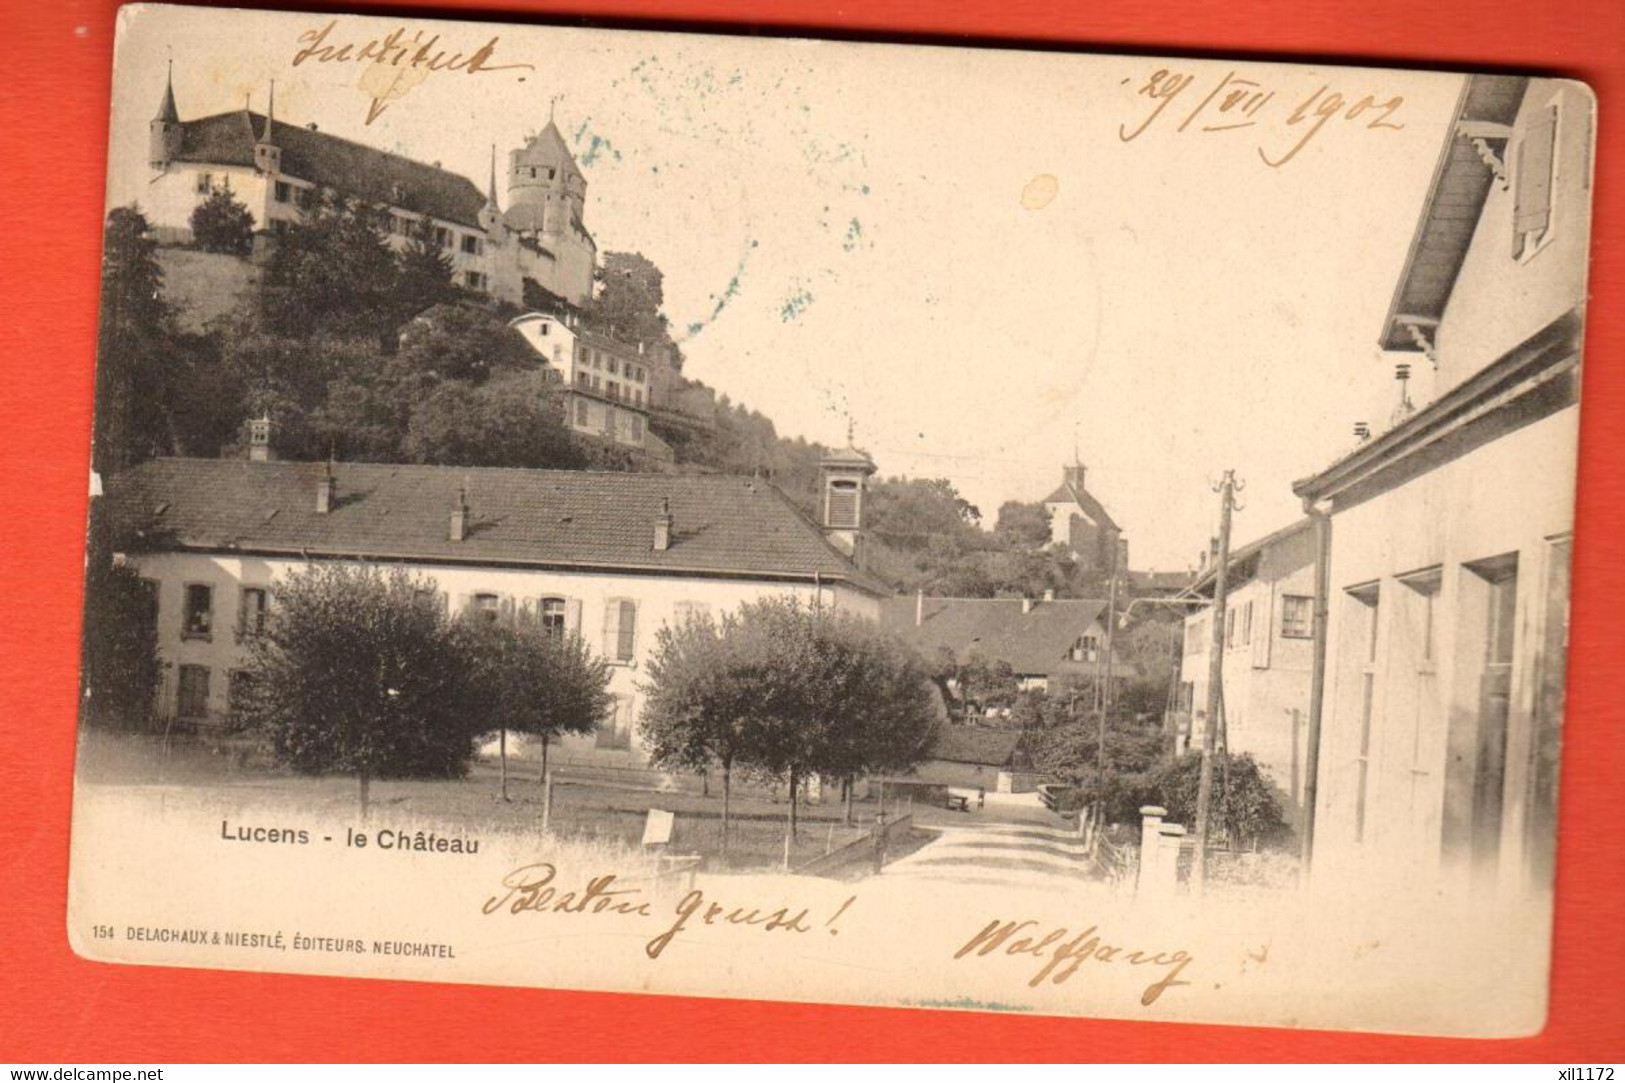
left=1119, top=66, right=1407, bottom=167
left=482, top=863, right=1195, bottom=1007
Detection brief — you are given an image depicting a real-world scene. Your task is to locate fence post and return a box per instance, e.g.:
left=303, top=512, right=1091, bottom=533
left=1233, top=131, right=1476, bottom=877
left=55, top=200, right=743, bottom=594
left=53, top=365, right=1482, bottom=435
left=872, top=810, right=889, bottom=874
left=1136, top=805, right=1167, bottom=895
left=540, top=770, right=554, bottom=836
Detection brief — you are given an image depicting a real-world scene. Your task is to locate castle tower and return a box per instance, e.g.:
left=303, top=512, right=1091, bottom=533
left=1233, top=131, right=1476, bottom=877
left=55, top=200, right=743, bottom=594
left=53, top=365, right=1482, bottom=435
left=253, top=80, right=281, bottom=175
left=504, top=119, right=587, bottom=237
left=149, top=60, right=183, bottom=170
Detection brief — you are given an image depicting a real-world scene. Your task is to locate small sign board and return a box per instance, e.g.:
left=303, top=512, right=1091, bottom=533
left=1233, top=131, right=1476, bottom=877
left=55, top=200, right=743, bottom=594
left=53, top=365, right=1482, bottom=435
left=642, top=808, right=675, bottom=848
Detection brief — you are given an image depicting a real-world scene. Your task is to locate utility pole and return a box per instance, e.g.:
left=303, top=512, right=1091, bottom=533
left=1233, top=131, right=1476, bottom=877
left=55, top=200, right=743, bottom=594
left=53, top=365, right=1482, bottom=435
left=1096, top=533, right=1124, bottom=816
left=1194, top=470, right=1241, bottom=888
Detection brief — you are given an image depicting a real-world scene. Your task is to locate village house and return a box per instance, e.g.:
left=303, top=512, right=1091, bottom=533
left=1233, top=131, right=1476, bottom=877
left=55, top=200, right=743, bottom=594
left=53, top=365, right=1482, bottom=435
left=98, top=434, right=888, bottom=767
left=1177, top=518, right=1318, bottom=831
left=143, top=66, right=595, bottom=317
left=881, top=592, right=1114, bottom=695
left=508, top=312, right=676, bottom=462
left=1293, top=75, right=1588, bottom=894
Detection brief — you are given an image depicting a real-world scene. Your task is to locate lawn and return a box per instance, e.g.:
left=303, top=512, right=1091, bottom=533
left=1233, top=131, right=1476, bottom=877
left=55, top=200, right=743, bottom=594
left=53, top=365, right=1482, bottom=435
left=74, top=729, right=911, bottom=873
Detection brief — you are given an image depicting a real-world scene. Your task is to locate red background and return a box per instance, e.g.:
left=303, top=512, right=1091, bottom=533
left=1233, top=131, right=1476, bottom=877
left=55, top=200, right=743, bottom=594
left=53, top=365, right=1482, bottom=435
left=3, top=0, right=1620, bottom=1062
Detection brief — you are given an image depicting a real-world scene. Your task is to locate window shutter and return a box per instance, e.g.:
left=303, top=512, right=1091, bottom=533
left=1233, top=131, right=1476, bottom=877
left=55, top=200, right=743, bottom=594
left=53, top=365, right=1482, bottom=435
left=1514, top=107, right=1558, bottom=253
left=603, top=598, right=621, bottom=658
left=619, top=600, right=638, bottom=662
left=499, top=594, right=518, bottom=627
left=565, top=598, right=583, bottom=639
left=518, top=597, right=537, bottom=628
left=455, top=593, right=472, bottom=618
left=1252, top=583, right=1274, bottom=669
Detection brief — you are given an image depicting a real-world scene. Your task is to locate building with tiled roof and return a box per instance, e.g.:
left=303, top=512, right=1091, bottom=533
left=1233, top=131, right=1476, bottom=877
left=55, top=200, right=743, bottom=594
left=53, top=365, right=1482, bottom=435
left=879, top=593, right=1110, bottom=692
left=144, top=66, right=594, bottom=310
left=100, top=447, right=887, bottom=764
left=1040, top=459, right=1126, bottom=580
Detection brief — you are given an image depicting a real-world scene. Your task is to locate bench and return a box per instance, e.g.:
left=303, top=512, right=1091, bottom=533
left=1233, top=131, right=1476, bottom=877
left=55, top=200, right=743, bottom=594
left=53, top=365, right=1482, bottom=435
left=945, top=787, right=982, bottom=812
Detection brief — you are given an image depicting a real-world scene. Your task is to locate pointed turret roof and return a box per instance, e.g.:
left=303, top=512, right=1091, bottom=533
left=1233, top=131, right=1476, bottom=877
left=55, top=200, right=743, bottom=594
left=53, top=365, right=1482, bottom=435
left=257, top=80, right=276, bottom=144
left=519, top=120, right=583, bottom=180
left=155, top=61, right=179, bottom=123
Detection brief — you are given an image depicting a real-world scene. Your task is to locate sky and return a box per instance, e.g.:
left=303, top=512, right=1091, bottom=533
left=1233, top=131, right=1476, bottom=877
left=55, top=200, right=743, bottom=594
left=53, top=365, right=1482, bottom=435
left=107, top=5, right=1465, bottom=571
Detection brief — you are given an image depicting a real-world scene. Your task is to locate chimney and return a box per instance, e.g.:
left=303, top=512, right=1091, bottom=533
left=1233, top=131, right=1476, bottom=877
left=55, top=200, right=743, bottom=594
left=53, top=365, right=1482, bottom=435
left=915, top=588, right=924, bottom=627
left=653, top=497, right=673, bottom=551
left=1042, top=588, right=1056, bottom=603
left=449, top=484, right=469, bottom=542
left=315, top=461, right=335, bottom=514
left=248, top=414, right=274, bottom=462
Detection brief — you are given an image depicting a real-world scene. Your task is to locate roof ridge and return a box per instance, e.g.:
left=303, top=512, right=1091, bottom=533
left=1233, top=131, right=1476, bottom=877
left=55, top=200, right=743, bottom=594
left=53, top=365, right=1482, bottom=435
left=186, top=109, right=484, bottom=190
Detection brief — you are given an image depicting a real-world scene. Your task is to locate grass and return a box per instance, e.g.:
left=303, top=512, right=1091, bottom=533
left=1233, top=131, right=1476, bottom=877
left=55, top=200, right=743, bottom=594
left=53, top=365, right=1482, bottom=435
left=75, top=728, right=892, bottom=872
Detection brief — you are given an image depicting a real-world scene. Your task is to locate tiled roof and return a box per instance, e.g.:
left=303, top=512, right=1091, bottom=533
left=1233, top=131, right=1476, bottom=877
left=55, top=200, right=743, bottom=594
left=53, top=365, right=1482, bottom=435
left=104, top=458, right=886, bottom=593
left=173, top=110, right=488, bottom=229
left=879, top=596, right=1106, bottom=675
left=1379, top=76, right=1527, bottom=351
left=1041, top=479, right=1120, bottom=532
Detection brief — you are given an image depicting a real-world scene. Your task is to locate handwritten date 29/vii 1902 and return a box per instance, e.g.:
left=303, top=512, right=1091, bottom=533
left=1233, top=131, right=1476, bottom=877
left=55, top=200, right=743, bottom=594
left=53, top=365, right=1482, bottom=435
left=1119, top=67, right=1406, bottom=168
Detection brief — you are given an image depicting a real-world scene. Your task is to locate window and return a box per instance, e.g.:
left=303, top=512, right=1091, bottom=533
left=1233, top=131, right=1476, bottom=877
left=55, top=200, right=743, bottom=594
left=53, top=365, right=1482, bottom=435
left=177, top=664, right=211, bottom=719
left=464, top=270, right=488, bottom=291
left=461, top=234, right=481, bottom=255
left=604, top=599, right=638, bottom=663
left=574, top=397, right=589, bottom=426
left=607, top=358, right=619, bottom=375
left=827, top=479, right=860, bottom=529
left=474, top=593, right=501, bottom=625
left=539, top=597, right=567, bottom=639
left=1281, top=594, right=1314, bottom=638
left=606, top=381, right=620, bottom=402
left=274, top=181, right=292, bottom=203
left=671, top=601, right=711, bottom=626
left=294, top=187, right=313, bottom=209
left=1242, top=600, right=1254, bottom=645
left=196, top=172, right=213, bottom=194
left=182, top=583, right=214, bottom=639
left=238, top=587, right=268, bottom=638
left=434, top=226, right=453, bottom=249
left=1224, top=607, right=1237, bottom=649
left=1513, top=104, right=1559, bottom=259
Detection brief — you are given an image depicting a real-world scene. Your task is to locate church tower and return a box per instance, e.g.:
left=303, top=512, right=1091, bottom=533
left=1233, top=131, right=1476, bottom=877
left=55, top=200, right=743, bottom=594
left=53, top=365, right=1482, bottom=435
left=149, top=60, right=183, bottom=170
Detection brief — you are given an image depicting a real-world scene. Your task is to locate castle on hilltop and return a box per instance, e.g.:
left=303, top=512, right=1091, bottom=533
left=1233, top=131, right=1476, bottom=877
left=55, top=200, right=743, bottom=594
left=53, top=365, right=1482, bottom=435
left=143, top=64, right=596, bottom=311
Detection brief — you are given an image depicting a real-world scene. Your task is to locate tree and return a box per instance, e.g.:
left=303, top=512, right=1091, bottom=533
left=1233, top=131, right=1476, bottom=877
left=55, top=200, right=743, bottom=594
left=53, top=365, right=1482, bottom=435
left=237, top=565, right=477, bottom=814
left=262, top=192, right=399, bottom=340
left=79, top=533, right=161, bottom=731
left=95, top=206, right=177, bottom=473
left=189, top=183, right=255, bottom=256
left=955, top=653, right=1019, bottom=714
left=1139, top=751, right=1287, bottom=850
left=394, top=221, right=459, bottom=323
left=641, top=611, right=757, bottom=853
left=458, top=619, right=612, bottom=801
left=1031, top=709, right=1168, bottom=822
left=404, top=374, right=583, bottom=469
left=395, top=303, right=532, bottom=384
left=995, top=500, right=1054, bottom=549
left=592, top=251, right=681, bottom=366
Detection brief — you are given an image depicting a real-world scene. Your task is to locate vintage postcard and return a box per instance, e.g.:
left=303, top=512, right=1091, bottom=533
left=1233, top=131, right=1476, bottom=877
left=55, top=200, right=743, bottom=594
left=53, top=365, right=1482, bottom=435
left=70, top=3, right=1594, bottom=1038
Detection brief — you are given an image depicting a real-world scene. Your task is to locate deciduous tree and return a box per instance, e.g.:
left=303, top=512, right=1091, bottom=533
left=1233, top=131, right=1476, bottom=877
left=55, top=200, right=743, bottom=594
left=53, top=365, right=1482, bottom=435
left=237, top=565, right=477, bottom=814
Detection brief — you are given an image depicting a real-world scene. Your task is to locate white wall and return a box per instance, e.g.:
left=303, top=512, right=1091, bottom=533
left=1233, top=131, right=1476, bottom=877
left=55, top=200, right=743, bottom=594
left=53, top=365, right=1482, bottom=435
left=127, top=551, right=881, bottom=765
